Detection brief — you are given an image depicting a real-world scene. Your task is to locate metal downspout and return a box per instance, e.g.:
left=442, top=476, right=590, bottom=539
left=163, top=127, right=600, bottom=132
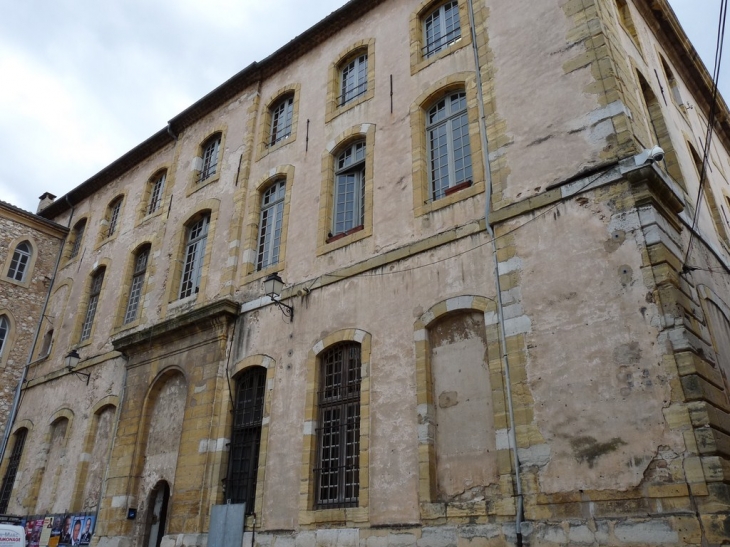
left=465, top=0, right=524, bottom=541
left=0, top=199, right=72, bottom=463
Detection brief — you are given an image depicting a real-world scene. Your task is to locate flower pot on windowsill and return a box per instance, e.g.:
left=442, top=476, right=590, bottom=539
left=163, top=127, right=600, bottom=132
left=326, top=224, right=364, bottom=244
left=444, top=180, right=473, bottom=197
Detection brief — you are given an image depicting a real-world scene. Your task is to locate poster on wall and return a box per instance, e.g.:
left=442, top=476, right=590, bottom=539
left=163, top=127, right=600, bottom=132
left=48, top=515, right=63, bottom=547
left=57, top=515, right=73, bottom=547
left=77, top=517, right=94, bottom=546
left=29, top=518, right=44, bottom=547
left=38, top=516, right=53, bottom=547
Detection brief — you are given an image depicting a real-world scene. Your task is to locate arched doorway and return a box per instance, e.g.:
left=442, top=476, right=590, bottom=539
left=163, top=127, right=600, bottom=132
left=144, top=481, right=170, bottom=547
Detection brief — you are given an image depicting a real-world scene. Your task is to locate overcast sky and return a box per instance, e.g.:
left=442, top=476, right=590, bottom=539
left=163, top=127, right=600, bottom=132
left=0, top=0, right=724, bottom=213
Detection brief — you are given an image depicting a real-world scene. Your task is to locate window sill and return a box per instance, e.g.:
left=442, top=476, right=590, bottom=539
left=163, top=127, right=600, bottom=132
left=243, top=261, right=286, bottom=286
left=113, top=318, right=141, bottom=335
left=318, top=224, right=370, bottom=256
left=411, top=36, right=470, bottom=76
left=257, top=133, right=296, bottom=161
left=2, top=276, right=32, bottom=289
left=61, top=254, right=82, bottom=271
left=95, top=233, right=118, bottom=251
left=186, top=172, right=220, bottom=198
left=136, top=207, right=164, bottom=228
left=444, top=179, right=472, bottom=196
left=327, top=224, right=364, bottom=243
left=325, top=88, right=374, bottom=124
left=298, top=506, right=368, bottom=527
left=415, top=179, right=484, bottom=217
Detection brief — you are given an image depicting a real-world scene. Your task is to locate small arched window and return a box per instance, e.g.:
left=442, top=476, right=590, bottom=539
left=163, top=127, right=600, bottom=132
left=124, top=246, right=150, bottom=324
left=199, top=135, right=221, bottom=183
left=69, top=219, right=87, bottom=259
left=0, top=315, right=9, bottom=358
left=257, top=180, right=286, bottom=271
left=80, top=268, right=105, bottom=342
left=105, top=197, right=123, bottom=238
left=339, top=52, right=368, bottom=106
left=7, top=241, right=31, bottom=282
left=147, top=171, right=167, bottom=215
left=40, top=328, right=53, bottom=358
left=179, top=215, right=210, bottom=299
left=423, top=1, right=461, bottom=58
left=269, top=95, right=294, bottom=146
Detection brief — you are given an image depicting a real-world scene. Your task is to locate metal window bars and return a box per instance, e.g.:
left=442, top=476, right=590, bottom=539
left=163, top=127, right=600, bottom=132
left=422, top=26, right=462, bottom=57
left=337, top=80, right=368, bottom=107
left=0, top=429, right=27, bottom=514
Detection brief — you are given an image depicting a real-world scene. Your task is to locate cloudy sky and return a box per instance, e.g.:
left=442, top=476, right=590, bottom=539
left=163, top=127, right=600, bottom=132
left=0, top=0, right=725, bottom=213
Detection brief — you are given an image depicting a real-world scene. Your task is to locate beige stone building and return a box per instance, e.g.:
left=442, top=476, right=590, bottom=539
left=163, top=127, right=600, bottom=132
left=0, top=197, right=67, bottom=483
left=2, top=0, right=730, bottom=545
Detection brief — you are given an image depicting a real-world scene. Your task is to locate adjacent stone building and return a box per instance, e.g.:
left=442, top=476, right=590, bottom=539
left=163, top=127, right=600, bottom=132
left=2, top=0, right=730, bottom=545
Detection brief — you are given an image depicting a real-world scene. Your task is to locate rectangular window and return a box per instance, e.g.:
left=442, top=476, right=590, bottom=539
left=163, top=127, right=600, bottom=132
left=124, top=248, right=149, bottom=324
left=80, top=270, right=105, bottom=342
left=315, top=343, right=361, bottom=508
left=423, top=1, right=461, bottom=58
left=147, top=173, right=166, bottom=215
left=257, top=180, right=286, bottom=271
left=179, top=215, right=210, bottom=299
left=333, top=142, right=366, bottom=237
left=340, top=54, right=368, bottom=106
left=0, top=429, right=28, bottom=514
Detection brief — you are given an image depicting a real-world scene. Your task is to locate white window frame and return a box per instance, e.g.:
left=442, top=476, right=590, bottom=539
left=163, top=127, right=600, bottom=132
left=179, top=215, right=210, bottom=299
left=107, top=199, right=122, bottom=237
left=80, top=269, right=105, bottom=342
left=199, top=136, right=221, bottom=183
left=0, top=316, right=8, bottom=358
left=269, top=96, right=294, bottom=146
left=7, top=242, right=31, bottom=282
left=426, top=91, right=473, bottom=201
left=256, top=180, right=286, bottom=271
left=124, top=248, right=149, bottom=324
left=332, top=142, right=366, bottom=237
left=147, top=172, right=166, bottom=215
left=340, top=53, right=368, bottom=106
left=423, top=1, right=462, bottom=59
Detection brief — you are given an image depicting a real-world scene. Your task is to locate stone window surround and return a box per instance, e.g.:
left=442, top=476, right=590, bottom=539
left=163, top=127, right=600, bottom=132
left=63, top=216, right=90, bottom=269
left=137, top=166, right=172, bottom=225
left=241, top=165, right=295, bottom=284
left=656, top=50, right=689, bottom=121
left=71, top=260, right=111, bottom=350
left=299, top=329, right=371, bottom=527
left=410, top=72, right=485, bottom=217
left=0, top=310, right=15, bottom=370
left=186, top=128, right=227, bottom=198
left=409, top=0, right=472, bottom=75
left=256, top=84, right=301, bottom=162
left=325, top=39, right=376, bottom=124
left=112, top=240, right=156, bottom=333
left=0, top=421, right=33, bottom=510
left=2, top=236, right=39, bottom=289
left=161, top=199, right=220, bottom=317
left=316, top=124, right=376, bottom=256
left=30, top=279, right=73, bottom=363
left=686, top=139, right=730, bottom=248
left=97, top=193, right=127, bottom=248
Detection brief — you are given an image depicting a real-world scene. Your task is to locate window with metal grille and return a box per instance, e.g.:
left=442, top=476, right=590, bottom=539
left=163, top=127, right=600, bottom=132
left=106, top=198, right=123, bottom=238
left=7, top=242, right=31, bottom=282
left=199, top=136, right=221, bottom=183
left=227, top=367, right=266, bottom=511
left=0, top=428, right=27, bottom=514
left=315, top=343, right=361, bottom=508
left=179, top=215, right=209, bottom=299
left=124, top=247, right=149, bottom=324
left=423, top=1, right=461, bottom=58
left=332, top=142, right=366, bottom=237
left=427, top=91, right=472, bottom=201
left=339, top=53, right=368, bottom=106
left=147, top=172, right=166, bottom=215
left=0, top=316, right=8, bottom=359
left=80, top=269, right=105, bottom=342
left=69, top=220, right=86, bottom=259
left=269, top=95, right=294, bottom=146
left=257, top=180, right=286, bottom=271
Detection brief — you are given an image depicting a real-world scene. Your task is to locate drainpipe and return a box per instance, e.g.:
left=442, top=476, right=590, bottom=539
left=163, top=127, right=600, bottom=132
left=0, top=199, right=72, bottom=463
left=465, top=0, right=524, bottom=542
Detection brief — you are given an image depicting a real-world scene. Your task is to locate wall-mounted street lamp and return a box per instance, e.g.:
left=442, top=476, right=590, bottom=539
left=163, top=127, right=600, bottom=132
left=65, top=349, right=90, bottom=385
left=263, top=273, right=294, bottom=322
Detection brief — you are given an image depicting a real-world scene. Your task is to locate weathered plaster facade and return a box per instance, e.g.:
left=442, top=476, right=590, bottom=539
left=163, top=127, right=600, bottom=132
left=3, top=0, right=730, bottom=545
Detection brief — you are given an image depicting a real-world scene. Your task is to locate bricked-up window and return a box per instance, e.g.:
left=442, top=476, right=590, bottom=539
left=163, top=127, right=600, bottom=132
left=124, top=247, right=150, bottom=324
left=332, top=141, right=366, bottom=238
left=0, top=428, right=27, bottom=513
left=427, top=90, right=473, bottom=201
left=179, top=214, right=209, bottom=299
left=80, top=268, right=105, bottom=342
left=339, top=53, right=368, bottom=106
left=315, top=343, right=361, bottom=508
left=69, top=219, right=87, bottom=259
left=423, top=1, right=461, bottom=58
left=0, top=315, right=8, bottom=358
left=227, top=367, right=266, bottom=511
left=269, top=95, right=294, bottom=147
left=106, top=198, right=123, bottom=238
left=199, top=135, right=221, bottom=183
left=147, top=172, right=166, bottom=215
left=40, top=329, right=53, bottom=357
left=7, top=241, right=31, bottom=282
left=257, top=179, right=286, bottom=271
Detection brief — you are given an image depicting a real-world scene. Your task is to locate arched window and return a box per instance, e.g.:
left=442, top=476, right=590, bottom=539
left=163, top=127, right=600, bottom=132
left=257, top=180, right=286, bottom=271
left=423, top=1, right=461, bottom=58
left=124, top=246, right=150, bottom=324
left=199, top=135, right=221, bottom=183
left=661, top=56, right=683, bottom=108
left=315, top=342, right=361, bottom=508
left=227, top=367, right=266, bottom=511
left=80, top=268, right=105, bottom=342
left=331, top=141, right=366, bottom=239
left=105, top=197, right=123, bottom=238
left=339, top=52, right=368, bottom=106
left=269, top=95, right=294, bottom=147
left=0, top=315, right=8, bottom=358
left=68, top=219, right=87, bottom=259
left=616, top=0, right=641, bottom=50
left=179, top=215, right=210, bottom=299
left=427, top=90, right=473, bottom=201
left=0, top=428, right=28, bottom=513
left=147, top=171, right=166, bottom=215
left=7, top=242, right=31, bottom=282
